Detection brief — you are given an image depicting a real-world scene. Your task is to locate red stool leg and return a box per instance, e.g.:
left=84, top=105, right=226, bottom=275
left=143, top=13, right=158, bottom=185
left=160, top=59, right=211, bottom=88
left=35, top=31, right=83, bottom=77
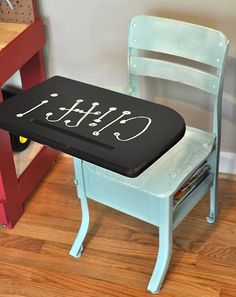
left=0, top=90, right=23, bottom=228
left=0, top=50, right=58, bottom=228
left=20, top=50, right=45, bottom=89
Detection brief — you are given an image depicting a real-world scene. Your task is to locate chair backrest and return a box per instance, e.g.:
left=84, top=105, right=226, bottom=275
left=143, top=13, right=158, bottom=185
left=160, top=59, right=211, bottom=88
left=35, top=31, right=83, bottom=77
left=128, top=15, right=229, bottom=136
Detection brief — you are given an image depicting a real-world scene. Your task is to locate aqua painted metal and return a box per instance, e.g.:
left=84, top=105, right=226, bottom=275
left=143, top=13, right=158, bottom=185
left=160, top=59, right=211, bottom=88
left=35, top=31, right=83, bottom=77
left=70, top=16, right=229, bottom=293
left=69, top=159, right=88, bottom=258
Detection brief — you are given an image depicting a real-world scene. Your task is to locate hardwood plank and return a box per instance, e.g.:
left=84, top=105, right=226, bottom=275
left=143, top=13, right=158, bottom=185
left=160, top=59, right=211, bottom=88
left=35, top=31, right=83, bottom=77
left=221, top=288, right=236, bottom=297
left=0, top=155, right=236, bottom=296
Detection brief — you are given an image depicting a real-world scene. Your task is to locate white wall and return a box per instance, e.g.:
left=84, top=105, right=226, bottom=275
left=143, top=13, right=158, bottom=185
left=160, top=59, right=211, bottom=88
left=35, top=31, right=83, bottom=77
left=7, top=0, right=236, bottom=173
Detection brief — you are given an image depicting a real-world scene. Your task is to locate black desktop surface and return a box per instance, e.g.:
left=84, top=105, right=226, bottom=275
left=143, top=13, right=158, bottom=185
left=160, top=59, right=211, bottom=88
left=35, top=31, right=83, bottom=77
left=0, top=76, right=185, bottom=177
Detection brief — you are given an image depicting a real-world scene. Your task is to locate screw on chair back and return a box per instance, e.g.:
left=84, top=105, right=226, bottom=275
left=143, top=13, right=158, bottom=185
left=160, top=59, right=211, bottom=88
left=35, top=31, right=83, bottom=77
left=128, top=16, right=227, bottom=136
left=70, top=16, right=229, bottom=293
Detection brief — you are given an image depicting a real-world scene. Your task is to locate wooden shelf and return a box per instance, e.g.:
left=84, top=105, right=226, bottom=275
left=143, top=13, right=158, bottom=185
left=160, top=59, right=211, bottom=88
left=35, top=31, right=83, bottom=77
left=0, top=3, right=59, bottom=228
left=0, top=22, right=29, bottom=51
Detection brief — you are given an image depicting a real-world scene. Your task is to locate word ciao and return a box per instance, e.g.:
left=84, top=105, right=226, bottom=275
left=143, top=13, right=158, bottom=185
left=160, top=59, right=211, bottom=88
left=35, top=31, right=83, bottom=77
left=16, top=93, right=152, bottom=142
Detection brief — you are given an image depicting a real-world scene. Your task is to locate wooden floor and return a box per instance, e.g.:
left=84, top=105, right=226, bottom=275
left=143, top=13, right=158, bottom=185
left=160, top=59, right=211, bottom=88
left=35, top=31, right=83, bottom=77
left=0, top=154, right=236, bottom=297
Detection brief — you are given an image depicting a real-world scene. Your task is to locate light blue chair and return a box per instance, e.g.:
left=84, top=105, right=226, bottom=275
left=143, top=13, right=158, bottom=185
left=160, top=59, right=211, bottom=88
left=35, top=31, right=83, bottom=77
left=70, top=16, right=229, bottom=293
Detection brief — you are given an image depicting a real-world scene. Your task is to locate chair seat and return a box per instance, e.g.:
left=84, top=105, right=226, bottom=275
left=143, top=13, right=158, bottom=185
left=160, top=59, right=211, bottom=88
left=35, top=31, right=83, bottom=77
left=84, top=126, right=215, bottom=198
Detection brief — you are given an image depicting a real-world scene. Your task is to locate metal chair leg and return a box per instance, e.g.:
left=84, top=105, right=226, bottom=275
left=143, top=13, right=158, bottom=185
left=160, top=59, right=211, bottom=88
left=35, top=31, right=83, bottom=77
left=70, top=158, right=89, bottom=258
left=207, top=176, right=218, bottom=224
left=207, top=151, right=218, bottom=224
left=69, top=192, right=89, bottom=258
left=147, top=198, right=173, bottom=294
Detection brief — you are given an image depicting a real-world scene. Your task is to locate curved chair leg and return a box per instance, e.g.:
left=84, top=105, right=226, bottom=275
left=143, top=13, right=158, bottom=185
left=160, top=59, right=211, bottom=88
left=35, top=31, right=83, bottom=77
left=147, top=198, right=173, bottom=294
left=69, top=193, right=89, bottom=258
left=70, top=158, right=89, bottom=258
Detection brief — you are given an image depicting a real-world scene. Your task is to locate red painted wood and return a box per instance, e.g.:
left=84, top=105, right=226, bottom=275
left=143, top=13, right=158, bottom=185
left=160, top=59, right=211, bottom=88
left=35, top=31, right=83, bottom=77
left=0, top=19, right=45, bottom=85
left=0, top=90, right=23, bottom=227
left=20, top=50, right=45, bottom=90
left=0, top=91, right=4, bottom=202
left=0, top=202, right=8, bottom=226
left=0, top=18, right=59, bottom=228
left=0, top=100, right=30, bottom=227
left=31, top=0, right=38, bottom=19
left=0, top=130, right=19, bottom=202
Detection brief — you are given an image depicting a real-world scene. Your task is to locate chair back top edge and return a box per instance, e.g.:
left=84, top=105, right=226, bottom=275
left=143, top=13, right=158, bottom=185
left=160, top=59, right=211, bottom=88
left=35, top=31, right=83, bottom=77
left=128, top=15, right=229, bottom=69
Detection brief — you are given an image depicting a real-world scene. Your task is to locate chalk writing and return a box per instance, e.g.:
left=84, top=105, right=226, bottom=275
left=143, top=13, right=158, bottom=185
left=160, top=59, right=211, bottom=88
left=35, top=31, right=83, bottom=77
left=65, top=102, right=100, bottom=127
left=15, top=93, right=152, bottom=143
left=93, top=111, right=131, bottom=136
left=16, top=100, right=48, bottom=118
left=114, top=116, right=152, bottom=142
left=46, top=99, right=84, bottom=122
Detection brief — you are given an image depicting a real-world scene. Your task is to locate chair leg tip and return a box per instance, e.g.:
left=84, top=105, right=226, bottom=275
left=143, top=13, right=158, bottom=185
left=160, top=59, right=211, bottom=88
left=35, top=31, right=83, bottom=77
left=150, top=290, right=160, bottom=294
left=148, top=285, right=161, bottom=294
left=206, top=216, right=215, bottom=224
left=69, top=245, right=84, bottom=258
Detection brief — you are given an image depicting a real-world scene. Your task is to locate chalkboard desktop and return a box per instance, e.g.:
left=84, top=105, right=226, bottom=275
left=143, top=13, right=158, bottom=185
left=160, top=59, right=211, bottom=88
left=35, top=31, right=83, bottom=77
left=0, top=76, right=186, bottom=177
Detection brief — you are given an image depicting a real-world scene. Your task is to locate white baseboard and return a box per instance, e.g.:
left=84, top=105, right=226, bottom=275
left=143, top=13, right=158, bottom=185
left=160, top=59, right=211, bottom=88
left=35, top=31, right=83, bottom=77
left=219, top=151, right=236, bottom=175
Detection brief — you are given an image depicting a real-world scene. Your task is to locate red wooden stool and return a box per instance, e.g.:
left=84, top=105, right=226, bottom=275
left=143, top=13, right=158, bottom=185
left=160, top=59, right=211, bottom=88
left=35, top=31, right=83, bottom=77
left=0, top=0, right=59, bottom=228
